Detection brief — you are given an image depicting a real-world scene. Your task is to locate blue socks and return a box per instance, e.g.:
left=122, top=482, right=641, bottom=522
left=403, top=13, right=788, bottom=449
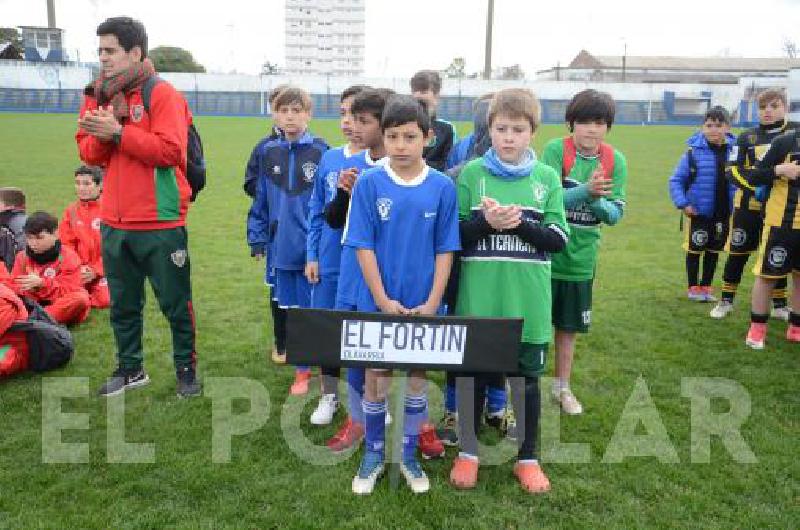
left=363, top=399, right=386, bottom=457
left=348, top=368, right=365, bottom=425
left=403, top=394, right=427, bottom=461
left=487, top=384, right=507, bottom=415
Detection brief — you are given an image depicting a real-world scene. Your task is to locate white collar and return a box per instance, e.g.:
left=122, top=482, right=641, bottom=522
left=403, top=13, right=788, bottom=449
left=385, top=163, right=429, bottom=187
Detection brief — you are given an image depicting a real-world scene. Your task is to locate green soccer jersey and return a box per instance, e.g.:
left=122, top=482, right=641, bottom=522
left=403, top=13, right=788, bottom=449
left=455, top=157, right=568, bottom=345
left=540, top=137, right=628, bottom=281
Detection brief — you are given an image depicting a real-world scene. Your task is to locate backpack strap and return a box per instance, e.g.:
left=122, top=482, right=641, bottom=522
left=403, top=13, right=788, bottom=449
left=141, top=75, right=163, bottom=114
left=562, top=136, right=616, bottom=180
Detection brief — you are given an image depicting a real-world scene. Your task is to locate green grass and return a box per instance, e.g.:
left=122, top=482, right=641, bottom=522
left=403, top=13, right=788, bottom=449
left=0, top=113, right=797, bottom=529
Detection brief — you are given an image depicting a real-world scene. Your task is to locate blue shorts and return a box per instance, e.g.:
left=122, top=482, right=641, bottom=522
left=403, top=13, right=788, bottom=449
left=311, top=274, right=339, bottom=310
left=275, top=269, right=311, bottom=309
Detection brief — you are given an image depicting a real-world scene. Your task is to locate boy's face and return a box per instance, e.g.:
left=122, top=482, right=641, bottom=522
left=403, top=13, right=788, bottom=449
left=758, top=98, right=786, bottom=126
left=275, top=102, right=311, bottom=140
left=412, top=89, right=439, bottom=116
left=702, top=119, right=729, bottom=145
left=489, top=114, right=533, bottom=163
left=384, top=122, right=428, bottom=171
left=352, top=112, right=382, bottom=151
left=98, top=34, right=141, bottom=78
left=75, top=173, right=102, bottom=201
left=340, top=96, right=356, bottom=142
left=572, top=120, right=609, bottom=154
left=26, top=230, right=58, bottom=255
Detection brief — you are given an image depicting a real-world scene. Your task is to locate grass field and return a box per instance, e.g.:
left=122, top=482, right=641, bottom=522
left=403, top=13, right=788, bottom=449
left=0, top=113, right=797, bottom=529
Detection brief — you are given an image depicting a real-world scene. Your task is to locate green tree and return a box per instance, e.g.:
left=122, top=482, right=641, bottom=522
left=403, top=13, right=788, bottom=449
left=149, top=46, right=206, bottom=73
left=0, top=27, right=22, bottom=49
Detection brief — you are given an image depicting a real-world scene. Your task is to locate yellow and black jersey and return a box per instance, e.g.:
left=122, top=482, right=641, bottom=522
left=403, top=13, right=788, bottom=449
left=752, top=129, right=800, bottom=230
left=727, top=120, right=800, bottom=212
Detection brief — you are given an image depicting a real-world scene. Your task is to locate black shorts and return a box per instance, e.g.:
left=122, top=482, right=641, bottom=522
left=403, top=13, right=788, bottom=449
left=726, top=208, right=763, bottom=254
left=683, top=215, right=729, bottom=253
left=753, top=225, right=800, bottom=278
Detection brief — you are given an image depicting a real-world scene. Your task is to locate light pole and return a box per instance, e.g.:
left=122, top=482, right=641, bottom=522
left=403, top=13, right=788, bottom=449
left=483, top=0, right=494, bottom=80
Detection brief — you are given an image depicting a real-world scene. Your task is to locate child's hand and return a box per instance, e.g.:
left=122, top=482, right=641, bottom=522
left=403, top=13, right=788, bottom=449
left=338, top=168, right=358, bottom=193
left=379, top=299, right=410, bottom=315
left=410, top=301, right=438, bottom=316
left=683, top=205, right=698, bottom=217
left=775, top=161, right=800, bottom=180
left=304, top=261, right=320, bottom=284
left=15, top=273, right=42, bottom=291
left=481, top=197, right=521, bottom=230
left=588, top=165, right=613, bottom=198
left=80, top=265, right=96, bottom=284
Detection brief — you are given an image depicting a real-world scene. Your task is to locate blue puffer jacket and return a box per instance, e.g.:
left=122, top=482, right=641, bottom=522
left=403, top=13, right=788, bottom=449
left=668, top=131, right=736, bottom=218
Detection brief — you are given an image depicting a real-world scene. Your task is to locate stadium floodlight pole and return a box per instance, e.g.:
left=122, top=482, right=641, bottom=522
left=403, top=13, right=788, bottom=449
left=483, top=0, right=494, bottom=80
left=47, top=0, right=56, bottom=28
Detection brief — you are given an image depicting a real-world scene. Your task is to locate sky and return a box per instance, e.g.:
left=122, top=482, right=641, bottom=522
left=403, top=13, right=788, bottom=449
left=3, top=0, right=800, bottom=77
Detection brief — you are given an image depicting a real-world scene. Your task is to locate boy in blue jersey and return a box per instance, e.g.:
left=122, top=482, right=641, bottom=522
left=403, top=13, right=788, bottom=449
left=324, top=88, right=392, bottom=451
left=246, top=86, right=329, bottom=395
left=305, top=84, right=369, bottom=425
left=244, top=84, right=288, bottom=198
left=346, top=95, right=460, bottom=495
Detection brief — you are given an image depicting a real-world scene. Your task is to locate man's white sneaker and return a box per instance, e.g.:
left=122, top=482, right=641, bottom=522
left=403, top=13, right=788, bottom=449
left=555, top=388, right=583, bottom=415
left=710, top=300, right=734, bottom=319
left=310, top=393, right=338, bottom=425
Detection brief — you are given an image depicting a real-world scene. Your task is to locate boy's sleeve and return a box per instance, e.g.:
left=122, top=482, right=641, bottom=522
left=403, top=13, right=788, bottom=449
left=246, top=175, right=270, bottom=255
left=76, top=97, right=114, bottom=166
left=342, top=177, right=375, bottom=250
left=37, top=251, right=83, bottom=300
left=306, top=157, right=327, bottom=263
left=58, top=207, right=79, bottom=255
left=543, top=174, right=569, bottom=237
left=668, top=151, right=692, bottom=209
left=539, top=140, right=562, bottom=174
left=588, top=151, right=627, bottom=226
left=727, top=133, right=755, bottom=191
left=243, top=143, right=262, bottom=198
left=435, top=181, right=461, bottom=254
left=118, top=84, right=186, bottom=169
left=751, top=132, right=793, bottom=186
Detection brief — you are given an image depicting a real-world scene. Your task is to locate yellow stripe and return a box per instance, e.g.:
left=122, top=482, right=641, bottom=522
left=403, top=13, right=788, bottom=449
left=731, top=166, right=755, bottom=192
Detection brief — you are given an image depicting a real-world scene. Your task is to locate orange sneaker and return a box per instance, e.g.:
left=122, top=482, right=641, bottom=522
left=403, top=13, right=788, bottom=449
left=327, top=417, right=364, bottom=453
left=513, top=461, right=550, bottom=494
left=787, top=325, right=800, bottom=343
left=290, top=369, right=312, bottom=395
left=449, top=456, right=479, bottom=489
left=745, top=322, right=767, bottom=350
left=418, top=422, right=445, bottom=459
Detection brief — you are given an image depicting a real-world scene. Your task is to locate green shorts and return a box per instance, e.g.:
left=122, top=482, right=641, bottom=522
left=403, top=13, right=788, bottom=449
left=552, top=278, right=594, bottom=333
left=519, top=343, right=548, bottom=377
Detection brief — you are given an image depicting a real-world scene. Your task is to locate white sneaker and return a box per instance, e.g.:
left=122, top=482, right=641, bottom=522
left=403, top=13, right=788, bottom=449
left=400, top=459, right=430, bottom=494
left=710, top=300, right=734, bottom=319
left=771, top=306, right=791, bottom=322
left=310, top=393, right=338, bottom=425
left=556, top=388, right=583, bottom=415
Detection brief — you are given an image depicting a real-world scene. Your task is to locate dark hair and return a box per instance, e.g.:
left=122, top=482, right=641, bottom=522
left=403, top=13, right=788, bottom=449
left=24, top=211, right=58, bottom=235
left=704, top=105, right=730, bottom=125
left=410, top=70, right=442, bottom=95
left=341, top=84, right=370, bottom=102
left=273, top=86, right=312, bottom=111
left=381, top=94, right=431, bottom=134
left=351, top=89, right=391, bottom=122
left=757, top=88, right=787, bottom=109
left=75, top=165, right=103, bottom=185
left=268, top=84, right=289, bottom=105
left=565, top=89, right=616, bottom=132
left=96, top=17, right=148, bottom=59
left=0, top=187, right=25, bottom=208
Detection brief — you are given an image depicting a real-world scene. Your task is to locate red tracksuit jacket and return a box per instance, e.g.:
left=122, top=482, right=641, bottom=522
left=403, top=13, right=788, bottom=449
left=7, top=246, right=85, bottom=304
left=76, top=80, right=192, bottom=230
left=59, top=199, right=104, bottom=277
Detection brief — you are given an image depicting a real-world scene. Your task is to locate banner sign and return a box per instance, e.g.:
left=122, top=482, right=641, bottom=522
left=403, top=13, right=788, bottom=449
left=286, top=309, right=522, bottom=372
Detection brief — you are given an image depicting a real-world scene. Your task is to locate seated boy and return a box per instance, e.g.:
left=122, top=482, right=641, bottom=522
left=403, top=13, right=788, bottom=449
left=59, top=165, right=110, bottom=309
left=669, top=106, right=736, bottom=303
left=0, top=187, right=27, bottom=271
left=410, top=70, right=457, bottom=172
left=5, top=212, right=91, bottom=326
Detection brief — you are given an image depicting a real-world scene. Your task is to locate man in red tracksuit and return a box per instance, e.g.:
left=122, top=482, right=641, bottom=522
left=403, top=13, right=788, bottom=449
left=59, top=165, right=110, bottom=309
left=6, top=212, right=91, bottom=326
left=76, top=16, right=199, bottom=398
left=0, top=267, right=29, bottom=379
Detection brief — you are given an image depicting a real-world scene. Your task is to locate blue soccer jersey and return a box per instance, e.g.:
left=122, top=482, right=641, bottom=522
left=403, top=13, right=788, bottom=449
left=344, top=164, right=461, bottom=312
left=335, top=150, right=385, bottom=308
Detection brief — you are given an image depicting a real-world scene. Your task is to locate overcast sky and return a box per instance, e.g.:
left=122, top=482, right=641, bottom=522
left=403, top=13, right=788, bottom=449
left=3, top=0, right=800, bottom=77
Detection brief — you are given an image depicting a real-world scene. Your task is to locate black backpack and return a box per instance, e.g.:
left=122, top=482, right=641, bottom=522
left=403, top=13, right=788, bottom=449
left=142, top=76, right=206, bottom=201
left=8, top=298, right=74, bottom=373
left=0, top=224, right=21, bottom=273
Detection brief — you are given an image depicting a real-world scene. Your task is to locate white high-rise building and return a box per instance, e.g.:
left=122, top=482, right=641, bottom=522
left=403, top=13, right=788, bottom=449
left=285, top=0, right=365, bottom=76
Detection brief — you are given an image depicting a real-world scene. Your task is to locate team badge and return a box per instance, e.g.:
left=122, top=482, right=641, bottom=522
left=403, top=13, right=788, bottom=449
left=691, top=229, right=709, bottom=247
left=273, top=165, right=282, bottom=175
left=731, top=228, right=746, bottom=246
left=171, top=249, right=188, bottom=268
left=728, top=146, right=738, bottom=162
left=92, top=218, right=102, bottom=230
left=532, top=183, right=547, bottom=202
left=302, top=162, right=318, bottom=183
left=130, top=104, right=144, bottom=123
left=325, top=171, right=338, bottom=192
left=376, top=198, right=393, bottom=222
left=768, top=246, right=788, bottom=268
left=43, top=267, right=56, bottom=279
